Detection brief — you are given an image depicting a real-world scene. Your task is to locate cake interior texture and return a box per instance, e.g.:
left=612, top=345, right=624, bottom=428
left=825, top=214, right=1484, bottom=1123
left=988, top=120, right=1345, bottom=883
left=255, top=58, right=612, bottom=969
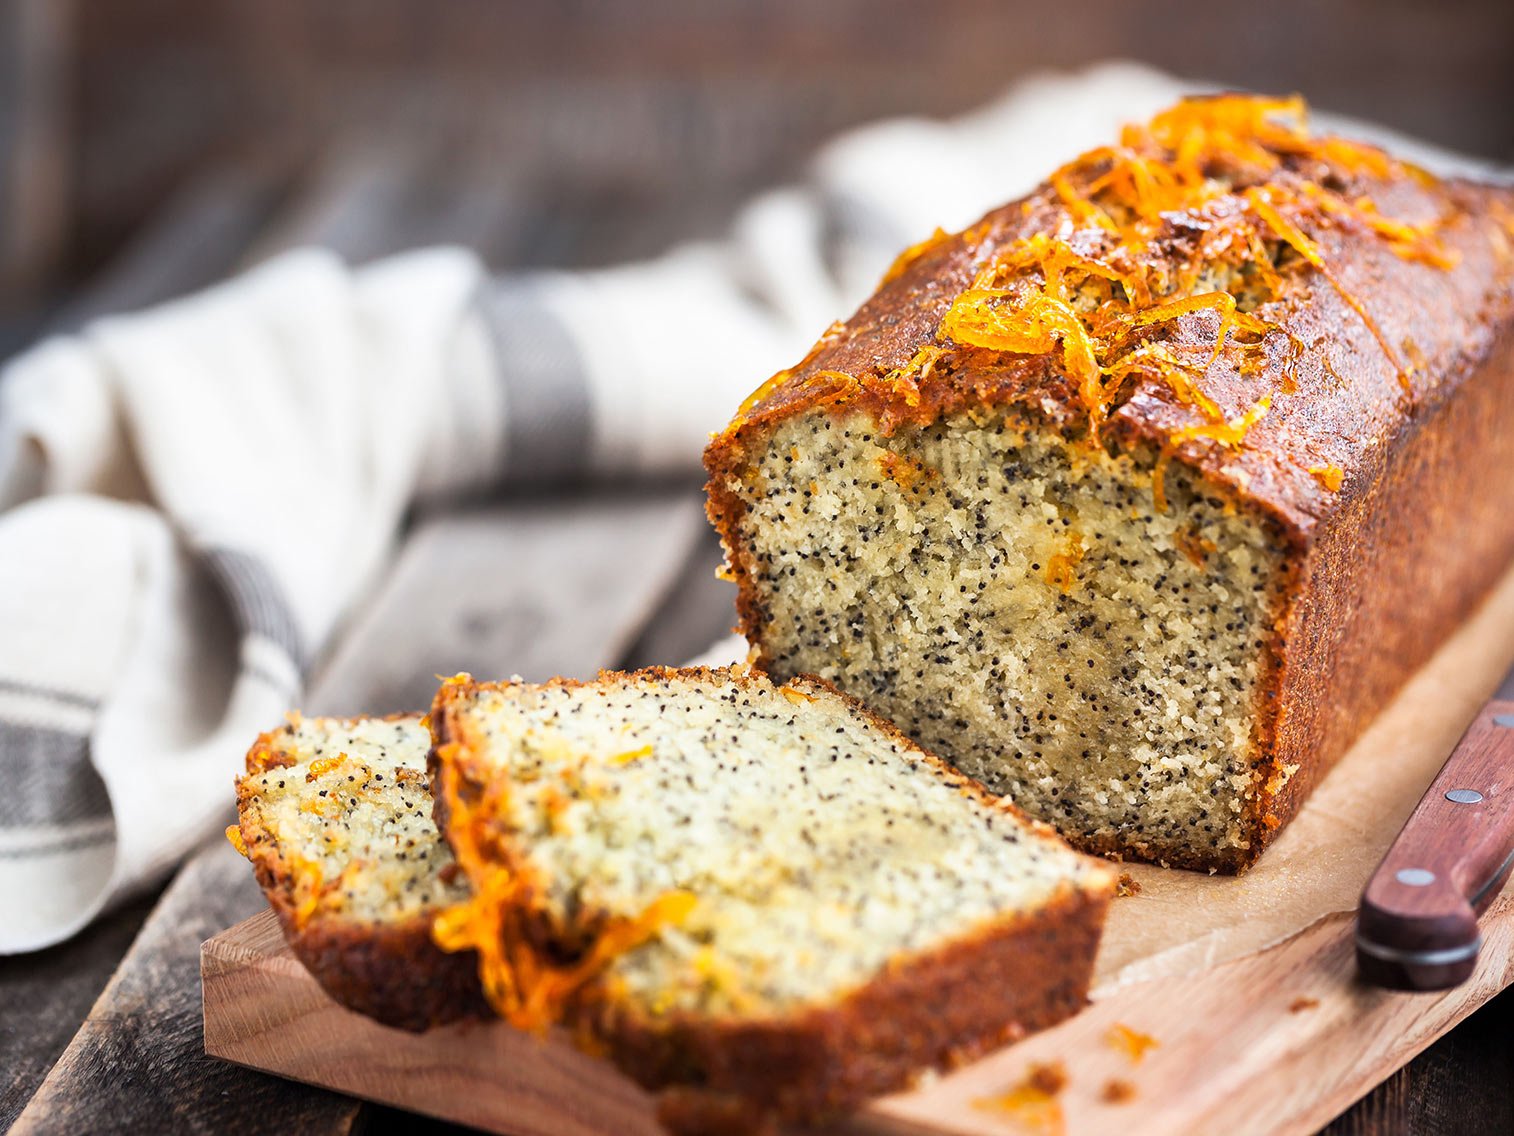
left=729, top=408, right=1291, bottom=868
left=239, top=715, right=470, bottom=926
left=436, top=670, right=1104, bottom=1020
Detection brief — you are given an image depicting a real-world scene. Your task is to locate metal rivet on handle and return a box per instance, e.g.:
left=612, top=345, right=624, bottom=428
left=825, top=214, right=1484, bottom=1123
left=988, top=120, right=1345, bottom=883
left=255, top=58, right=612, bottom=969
left=1494, top=714, right=1514, bottom=728
left=1396, top=868, right=1436, bottom=887
left=1446, top=788, right=1484, bottom=804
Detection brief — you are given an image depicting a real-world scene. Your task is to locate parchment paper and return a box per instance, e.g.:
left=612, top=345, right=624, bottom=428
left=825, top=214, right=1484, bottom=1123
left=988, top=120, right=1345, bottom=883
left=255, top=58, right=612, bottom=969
left=1091, top=566, right=1514, bottom=994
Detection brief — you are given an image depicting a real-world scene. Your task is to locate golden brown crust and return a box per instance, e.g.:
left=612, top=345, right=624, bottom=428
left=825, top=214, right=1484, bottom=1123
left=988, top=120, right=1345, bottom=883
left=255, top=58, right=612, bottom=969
left=234, top=715, right=488, bottom=1032
left=428, top=668, right=1114, bottom=1130
left=600, top=883, right=1108, bottom=1133
left=704, top=129, right=1514, bottom=874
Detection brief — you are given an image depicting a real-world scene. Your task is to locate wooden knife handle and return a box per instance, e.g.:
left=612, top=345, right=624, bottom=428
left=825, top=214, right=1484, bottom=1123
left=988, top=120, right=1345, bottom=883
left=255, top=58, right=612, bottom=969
left=1357, top=699, right=1514, bottom=990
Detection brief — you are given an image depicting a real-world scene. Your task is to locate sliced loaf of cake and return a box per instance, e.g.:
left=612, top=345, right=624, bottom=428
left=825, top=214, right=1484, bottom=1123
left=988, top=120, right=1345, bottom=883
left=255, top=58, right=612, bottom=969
left=705, top=94, right=1514, bottom=871
left=429, top=666, right=1115, bottom=1132
left=231, top=714, right=486, bottom=1031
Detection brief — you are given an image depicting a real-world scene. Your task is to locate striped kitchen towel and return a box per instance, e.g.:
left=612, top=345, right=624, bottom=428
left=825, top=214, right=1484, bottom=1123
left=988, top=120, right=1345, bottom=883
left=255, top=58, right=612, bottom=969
left=1, top=62, right=1502, bottom=951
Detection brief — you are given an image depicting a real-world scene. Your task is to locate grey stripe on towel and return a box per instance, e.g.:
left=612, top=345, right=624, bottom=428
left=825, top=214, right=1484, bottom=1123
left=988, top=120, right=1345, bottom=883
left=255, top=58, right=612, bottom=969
left=202, top=548, right=307, bottom=673
left=480, top=278, right=593, bottom=484
left=0, top=720, right=111, bottom=826
left=0, top=822, right=116, bottom=860
left=0, top=676, right=100, bottom=712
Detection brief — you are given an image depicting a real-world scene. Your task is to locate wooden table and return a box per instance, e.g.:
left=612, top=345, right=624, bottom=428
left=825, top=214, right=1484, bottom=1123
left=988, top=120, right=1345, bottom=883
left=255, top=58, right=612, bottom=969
left=2, top=140, right=1512, bottom=1136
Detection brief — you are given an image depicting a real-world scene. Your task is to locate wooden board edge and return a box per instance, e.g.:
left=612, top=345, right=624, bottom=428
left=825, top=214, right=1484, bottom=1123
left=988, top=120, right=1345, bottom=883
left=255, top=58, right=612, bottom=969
left=202, top=910, right=663, bottom=1136
left=203, top=889, right=1514, bottom=1136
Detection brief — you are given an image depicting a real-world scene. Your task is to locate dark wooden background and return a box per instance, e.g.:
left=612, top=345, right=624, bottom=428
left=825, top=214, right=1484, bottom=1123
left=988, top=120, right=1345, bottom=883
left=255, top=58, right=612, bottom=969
left=4, top=0, right=1514, bottom=315
left=1, top=2, right=1512, bottom=1133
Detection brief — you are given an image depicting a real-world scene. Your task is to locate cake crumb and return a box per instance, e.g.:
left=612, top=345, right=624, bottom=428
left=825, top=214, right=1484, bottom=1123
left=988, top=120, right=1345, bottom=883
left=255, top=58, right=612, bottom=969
left=1107, top=1022, right=1159, bottom=1063
left=1115, top=872, right=1142, bottom=897
left=1027, top=1061, right=1067, bottom=1095
left=1101, top=1079, right=1137, bottom=1104
left=972, top=1061, right=1068, bottom=1134
left=1289, top=996, right=1320, bottom=1013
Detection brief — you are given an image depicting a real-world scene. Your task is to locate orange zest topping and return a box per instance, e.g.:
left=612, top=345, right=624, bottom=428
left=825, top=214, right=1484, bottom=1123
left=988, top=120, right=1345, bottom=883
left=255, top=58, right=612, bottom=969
left=289, top=855, right=325, bottom=929
left=1174, top=528, right=1218, bottom=568
left=1107, top=1022, right=1161, bottom=1063
left=1044, top=534, right=1086, bottom=594
left=429, top=700, right=699, bottom=1034
left=725, top=94, right=1463, bottom=511
left=224, top=824, right=247, bottom=858
left=305, top=755, right=345, bottom=781
left=878, top=448, right=934, bottom=488
left=972, top=1061, right=1068, bottom=1134
left=1152, top=394, right=1272, bottom=512
left=1307, top=464, right=1344, bottom=492
left=735, top=368, right=795, bottom=419
left=932, top=95, right=1449, bottom=460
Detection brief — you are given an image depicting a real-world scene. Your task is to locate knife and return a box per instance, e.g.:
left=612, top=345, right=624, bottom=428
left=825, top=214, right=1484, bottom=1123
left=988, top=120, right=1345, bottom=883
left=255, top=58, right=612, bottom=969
left=1356, top=659, right=1514, bottom=990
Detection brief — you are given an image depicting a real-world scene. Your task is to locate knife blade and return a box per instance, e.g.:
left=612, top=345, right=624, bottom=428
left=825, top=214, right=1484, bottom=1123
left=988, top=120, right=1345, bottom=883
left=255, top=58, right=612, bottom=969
left=1356, top=657, right=1514, bottom=990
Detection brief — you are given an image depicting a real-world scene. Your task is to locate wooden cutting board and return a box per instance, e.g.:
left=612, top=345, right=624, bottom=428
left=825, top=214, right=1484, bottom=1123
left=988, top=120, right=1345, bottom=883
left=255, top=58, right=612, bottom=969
left=202, top=567, right=1514, bottom=1136
left=201, top=891, right=1514, bottom=1136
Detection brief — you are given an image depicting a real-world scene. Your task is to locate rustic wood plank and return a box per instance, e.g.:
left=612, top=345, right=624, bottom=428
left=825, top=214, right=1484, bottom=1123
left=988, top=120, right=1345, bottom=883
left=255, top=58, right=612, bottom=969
left=241, top=140, right=530, bottom=269
left=49, top=162, right=286, bottom=330
left=0, top=0, right=68, bottom=305
left=616, top=524, right=737, bottom=670
left=1324, top=987, right=1514, bottom=1135
left=65, top=0, right=1514, bottom=281
left=312, top=491, right=708, bottom=716
left=1401, top=988, right=1514, bottom=1134
left=204, top=911, right=660, bottom=1136
left=0, top=890, right=161, bottom=1130
left=12, top=843, right=363, bottom=1136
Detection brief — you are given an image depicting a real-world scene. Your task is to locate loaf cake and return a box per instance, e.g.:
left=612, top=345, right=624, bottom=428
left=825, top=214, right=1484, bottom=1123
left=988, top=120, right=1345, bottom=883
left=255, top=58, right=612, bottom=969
left=428, top=667, right=1114, bottom=1132
left=705, top=94, right=1514, bottom=871
left=230, top=714, right=486, bottom=1030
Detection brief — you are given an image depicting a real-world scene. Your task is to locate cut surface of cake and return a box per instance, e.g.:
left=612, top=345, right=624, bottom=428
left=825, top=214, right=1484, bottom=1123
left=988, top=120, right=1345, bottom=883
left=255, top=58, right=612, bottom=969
left=705, top=94, right=1514, bottom=871
left=429, top=667, right=1114, bottom=1130
left=231, top=714, right=485, bottom=1030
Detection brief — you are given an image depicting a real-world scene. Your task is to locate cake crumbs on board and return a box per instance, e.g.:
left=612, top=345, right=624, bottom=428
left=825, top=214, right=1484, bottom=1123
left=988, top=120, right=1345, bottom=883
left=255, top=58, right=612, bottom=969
left=972, top=1061, right=1068, bottom=1135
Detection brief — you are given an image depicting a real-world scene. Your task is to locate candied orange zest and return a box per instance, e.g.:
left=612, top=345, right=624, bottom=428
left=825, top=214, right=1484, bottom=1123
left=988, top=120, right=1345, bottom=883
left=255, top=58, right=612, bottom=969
left=727, top=94, right=1458, bottom=507
left=931, top=94, right=1447, bottom=453
left=941, top=290, right=1108, bottom=429
left=1308, top=464, right=1345, bottom=492
left=305, top=754, right=345, bottom=781
left=973, top=1061, right=1068, bottom=1135
left=224, top=824, right=248, bottom=858
left=431, top=714, right=698, bottom=1034
left=1107, top=1022, right=1161, bottom=1063
left=289, top=855, right=325, bottom=929
left=1044, top=534, right=1086, bottom=595
left=1153, top=394, right=1272, bottom=512
left=1247, top=185, right=1409, bottom=388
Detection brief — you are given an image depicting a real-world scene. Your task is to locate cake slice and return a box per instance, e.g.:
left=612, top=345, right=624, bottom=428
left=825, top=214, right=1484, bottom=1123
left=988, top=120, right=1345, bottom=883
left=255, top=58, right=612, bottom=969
left=230, top=714, right=486, bottom=1031
left=429, top=666, right=1115, bottom=1132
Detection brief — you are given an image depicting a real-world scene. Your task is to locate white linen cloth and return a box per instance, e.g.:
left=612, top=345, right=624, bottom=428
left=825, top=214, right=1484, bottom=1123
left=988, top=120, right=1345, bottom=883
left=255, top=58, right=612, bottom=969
left=1, top=62, right=1504, bottom=952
